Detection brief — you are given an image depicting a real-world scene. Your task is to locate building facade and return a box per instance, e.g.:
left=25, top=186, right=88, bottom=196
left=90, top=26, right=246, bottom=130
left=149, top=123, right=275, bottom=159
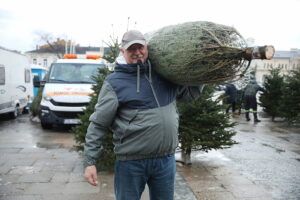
left=25, top=45, right=108, bottom=70
left=253, top=49, right=300, bottom=84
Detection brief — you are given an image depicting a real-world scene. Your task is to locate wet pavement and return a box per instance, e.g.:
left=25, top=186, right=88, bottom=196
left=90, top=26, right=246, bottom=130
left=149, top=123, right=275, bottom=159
left=0, top=112, right=299, bottom=200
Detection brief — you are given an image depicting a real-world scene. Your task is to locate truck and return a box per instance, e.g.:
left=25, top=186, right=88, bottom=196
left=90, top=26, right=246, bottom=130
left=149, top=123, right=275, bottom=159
left=0, top=46, right=33, bottom=118
left=35, top=54, right=107, bottom=129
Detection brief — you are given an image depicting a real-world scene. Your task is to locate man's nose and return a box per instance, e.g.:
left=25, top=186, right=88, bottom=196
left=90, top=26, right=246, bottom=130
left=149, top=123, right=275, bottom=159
left=132, top=48, right=141, bottom=54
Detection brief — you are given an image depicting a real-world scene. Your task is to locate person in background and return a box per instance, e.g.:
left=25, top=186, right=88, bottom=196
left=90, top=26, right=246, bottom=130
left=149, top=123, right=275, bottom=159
left=225, top=83, right=237, bottom=116
left=83, top=30, right=203, bottom=200
left=243, top=78, right=264, bottom=122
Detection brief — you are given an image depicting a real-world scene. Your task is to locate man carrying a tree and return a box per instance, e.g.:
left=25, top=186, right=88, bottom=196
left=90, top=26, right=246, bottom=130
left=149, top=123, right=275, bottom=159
left=83, top=30, right=203, bottom=200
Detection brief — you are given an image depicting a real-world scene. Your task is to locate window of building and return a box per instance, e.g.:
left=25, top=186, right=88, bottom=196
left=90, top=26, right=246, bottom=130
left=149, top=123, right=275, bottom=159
left=43, top=59, right=47, bottom=67
left=0, top=65, right=5, bottom=85
left=33, top=58, right=37, bottom=64
left=25, top=69, right=30, bottom=83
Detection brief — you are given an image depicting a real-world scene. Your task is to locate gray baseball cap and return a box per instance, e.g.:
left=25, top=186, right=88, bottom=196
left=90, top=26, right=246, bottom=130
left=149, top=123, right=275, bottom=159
left=121, top=30, right=146, bottom=50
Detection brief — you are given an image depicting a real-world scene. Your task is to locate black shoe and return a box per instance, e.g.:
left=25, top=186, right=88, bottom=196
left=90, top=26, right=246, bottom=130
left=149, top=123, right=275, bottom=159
left=253, top=113, right=260, bottom=122
left=246, top=118, right=251, bottom=121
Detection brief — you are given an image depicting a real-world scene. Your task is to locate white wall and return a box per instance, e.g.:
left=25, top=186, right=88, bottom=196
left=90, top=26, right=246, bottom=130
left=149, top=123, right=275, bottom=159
left=26, top=52, right=59, bottom=70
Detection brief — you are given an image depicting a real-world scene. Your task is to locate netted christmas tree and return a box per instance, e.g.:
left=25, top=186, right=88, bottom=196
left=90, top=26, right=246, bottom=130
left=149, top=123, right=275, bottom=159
left=178, top=84, right=237, bottom=164
left=259, top=68, right=284, bottom=121
left=147, top=21, right=274, bottom=86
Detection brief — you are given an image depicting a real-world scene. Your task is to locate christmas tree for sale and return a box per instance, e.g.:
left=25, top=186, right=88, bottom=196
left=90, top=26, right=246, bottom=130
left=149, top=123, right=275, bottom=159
left=72, top=38, right=119, bottom=171
left=177, top=84, right=237, bottom=165
left=280, top=69, right=300, bottom=124
left=259, top=68, right=284, bottom=121
left=71, top=68, right=115, bottom=171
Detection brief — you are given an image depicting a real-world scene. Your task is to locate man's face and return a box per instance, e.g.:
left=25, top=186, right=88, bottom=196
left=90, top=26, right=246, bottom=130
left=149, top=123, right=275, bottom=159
left=121, top=43, right=148, bottom=64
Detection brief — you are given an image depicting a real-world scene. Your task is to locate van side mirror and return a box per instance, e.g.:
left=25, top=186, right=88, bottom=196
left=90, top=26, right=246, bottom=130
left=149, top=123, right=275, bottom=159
left=33, top=75, right=40, bottom=87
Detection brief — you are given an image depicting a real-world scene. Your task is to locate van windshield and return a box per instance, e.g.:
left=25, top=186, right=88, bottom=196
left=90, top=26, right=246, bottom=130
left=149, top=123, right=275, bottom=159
left=48, top=63, right=106, bottom=83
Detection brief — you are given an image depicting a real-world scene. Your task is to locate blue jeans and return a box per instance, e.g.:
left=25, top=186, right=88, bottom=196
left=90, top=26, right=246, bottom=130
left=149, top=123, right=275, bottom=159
left=114, top=154, right=176, bottom=200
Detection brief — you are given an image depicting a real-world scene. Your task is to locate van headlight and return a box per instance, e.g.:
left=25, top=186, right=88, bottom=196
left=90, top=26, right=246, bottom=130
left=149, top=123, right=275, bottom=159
left=43, top=96, right=52, bottom=101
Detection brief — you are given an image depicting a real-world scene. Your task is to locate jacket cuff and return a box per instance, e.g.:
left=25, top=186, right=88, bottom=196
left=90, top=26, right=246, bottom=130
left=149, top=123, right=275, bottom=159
left=83, top=155, right=97, bottom=168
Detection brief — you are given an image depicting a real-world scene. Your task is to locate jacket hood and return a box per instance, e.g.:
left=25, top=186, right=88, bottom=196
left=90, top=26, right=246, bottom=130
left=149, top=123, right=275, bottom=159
left=114, top=55, right=152, bottom=93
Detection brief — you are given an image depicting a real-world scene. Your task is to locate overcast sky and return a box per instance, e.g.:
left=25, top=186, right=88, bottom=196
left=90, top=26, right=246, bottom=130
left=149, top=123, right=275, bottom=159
left=1, top=0, right=299, bottom=53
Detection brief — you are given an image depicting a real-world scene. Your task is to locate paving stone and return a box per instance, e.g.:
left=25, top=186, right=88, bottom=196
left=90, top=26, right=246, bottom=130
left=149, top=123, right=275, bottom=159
left=18, top=173, right=53, bottom=183
left=0, top=163, right=14, bottom=174
left=227, top=184, right=273, bottom=199
left=33, top=158, right=74, bottom=173
left=24, top=183, right=66, bottom=194
left=0, top=174, right=22, bottom=184
left=0, top=148, right=22, bottom=153
left=8, top=166, right=40, bottom=175
left=41, top=193, right=114, bottom=200
left=195, top=191, right=236, bottom=200
left=0, top=183, right=29, bottom=195
left=0, top=194, right=42, bottom=200
left=217, top=175, right=255, bottom=186
left=64, top=182, right=100, bottom=194
left=51, top=172, right=70, bottom=183
left=32, top=159, right=56, bottom=167
left=68, top=173, right=85, bottom=182
left=6, top=159, right=36, bottom=167
left=72, top=162, right=84, bottom=173
left=41, top=163, right=74, bottom=173
left=19, top=148, right=47, bottom=153
left=175, top=173, right=197, bottom=200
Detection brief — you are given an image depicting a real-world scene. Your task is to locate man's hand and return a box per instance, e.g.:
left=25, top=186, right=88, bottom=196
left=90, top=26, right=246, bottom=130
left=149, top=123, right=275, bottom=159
left=84, top=165, right=98, bottom=186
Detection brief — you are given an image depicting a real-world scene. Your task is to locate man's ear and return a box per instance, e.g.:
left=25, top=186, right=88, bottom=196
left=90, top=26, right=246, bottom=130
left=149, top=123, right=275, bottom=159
left=120, top=48, right=125, bottom=54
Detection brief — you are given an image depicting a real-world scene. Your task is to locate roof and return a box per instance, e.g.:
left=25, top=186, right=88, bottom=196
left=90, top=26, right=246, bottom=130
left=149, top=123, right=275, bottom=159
left=26, top=46, right=110, bottom=55
left=274, top=50, right=300, bottom=59
left=0, top=46, right=23, bottom=55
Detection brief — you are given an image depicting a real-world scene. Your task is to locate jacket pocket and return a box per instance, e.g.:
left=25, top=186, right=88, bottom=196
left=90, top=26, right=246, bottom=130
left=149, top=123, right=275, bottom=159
left=118, top=109, right=139, bottom=143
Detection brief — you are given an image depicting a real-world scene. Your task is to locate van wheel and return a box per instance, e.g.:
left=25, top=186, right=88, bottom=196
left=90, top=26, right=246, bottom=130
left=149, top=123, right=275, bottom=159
left=8, top=107, right=19, bottom=119
left=41, top=122, right=52, bottom=129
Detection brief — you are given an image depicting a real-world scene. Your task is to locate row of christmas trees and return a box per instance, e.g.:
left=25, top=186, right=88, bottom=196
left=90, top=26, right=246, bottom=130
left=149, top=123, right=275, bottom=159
left=259, top=68, right=300, bottom=124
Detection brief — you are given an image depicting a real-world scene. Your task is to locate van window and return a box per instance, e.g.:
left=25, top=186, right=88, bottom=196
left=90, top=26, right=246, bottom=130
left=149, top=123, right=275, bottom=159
left=0, top=65, right=5, bottom=85
left=49, top=63, right=105, bottom=83
left=25, top=69, right=31, bottom=83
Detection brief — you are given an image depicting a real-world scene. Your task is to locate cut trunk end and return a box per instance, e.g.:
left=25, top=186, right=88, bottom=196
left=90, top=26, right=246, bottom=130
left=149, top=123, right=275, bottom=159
left=243, top=45, right=275, bottom=61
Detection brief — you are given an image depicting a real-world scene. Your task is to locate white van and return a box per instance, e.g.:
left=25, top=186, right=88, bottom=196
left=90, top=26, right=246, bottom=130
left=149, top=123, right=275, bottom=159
left=0, top=46, right=33, bottom=118
left=36, top=54, right=107, bottom=129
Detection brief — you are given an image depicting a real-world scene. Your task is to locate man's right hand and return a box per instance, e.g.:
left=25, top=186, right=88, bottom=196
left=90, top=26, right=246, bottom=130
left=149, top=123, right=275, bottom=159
left=84, top=165, right=98, bottom=186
